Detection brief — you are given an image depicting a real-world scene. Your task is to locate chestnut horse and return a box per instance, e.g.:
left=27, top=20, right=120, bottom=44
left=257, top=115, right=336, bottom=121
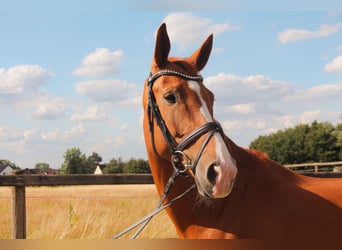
left=142, top=23, right=342, bottom=239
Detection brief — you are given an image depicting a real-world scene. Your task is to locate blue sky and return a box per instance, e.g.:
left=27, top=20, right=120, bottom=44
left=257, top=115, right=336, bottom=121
left=1, top=1, right=342, bottom=168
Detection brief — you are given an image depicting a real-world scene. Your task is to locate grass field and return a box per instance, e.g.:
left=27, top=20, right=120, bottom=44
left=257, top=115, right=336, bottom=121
left=0, top=185, right=177, bottom=239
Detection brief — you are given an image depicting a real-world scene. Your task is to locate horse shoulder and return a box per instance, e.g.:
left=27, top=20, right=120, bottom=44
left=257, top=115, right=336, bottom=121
left=300, top=176, right=342, bottom=207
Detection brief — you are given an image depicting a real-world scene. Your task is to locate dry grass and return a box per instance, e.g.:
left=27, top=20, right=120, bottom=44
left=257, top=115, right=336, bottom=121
left=0, top=185, right=177, bottom=239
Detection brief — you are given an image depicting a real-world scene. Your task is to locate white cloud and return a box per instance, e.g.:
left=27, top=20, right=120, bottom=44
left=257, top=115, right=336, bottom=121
left=34, top=98, right=67, bottom=120
left=224, top=102, right=256, bottom=115
left=0, top=65, right=71, bottom=123
left=205, top=73, right=291, bottom=105
left=200, top=73, right=293, bottom=145
left=323, top=55, right=342, bottom=73
left=22, top=128, right=41, bottom=144
left=0, top=65, right=52, bottom=94
left=200, top=72, right=342, bottom=147
left=0, top=126, right=42, bottom=153
left=162, top=12, right=240, bottom=49
left=41, top=124, right=87, bottom=142
left=71, top=105, right=113, bottom=122
left=299, top=110, right=323, bottom=124
left=222, top=118, right=276, bottom=139
left=73, top=48, right=123, bottom=77
left=0, top=127, right=22, bottom=142
left=278, top=23, right=342, bottom=44
left=220, top=110, right=339, bottom=148
left=117, top=95, right=142, bottom=106
left=75, top=79, right=138, bottom=104
left=93, top=135, right=126, bottom=150
left=285, top=82, right=342, bottom=103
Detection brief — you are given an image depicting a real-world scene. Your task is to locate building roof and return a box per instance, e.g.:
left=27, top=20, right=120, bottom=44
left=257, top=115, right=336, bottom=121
left=0, top=164, right=12, bottom=173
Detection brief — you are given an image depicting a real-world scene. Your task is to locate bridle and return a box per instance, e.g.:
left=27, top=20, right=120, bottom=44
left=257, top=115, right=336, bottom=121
left=147, top=69, right=224, bottom=174
left=112, top=69, right=224, bottom=239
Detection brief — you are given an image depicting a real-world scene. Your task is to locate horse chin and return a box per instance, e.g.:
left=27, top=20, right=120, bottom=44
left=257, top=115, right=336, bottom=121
left=212, top=178, right=235, bottom=198
left=195, top=177, right=235, bottom=199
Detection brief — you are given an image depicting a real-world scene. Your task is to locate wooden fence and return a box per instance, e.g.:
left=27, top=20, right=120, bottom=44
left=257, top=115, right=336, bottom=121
left=1, top=167, right=342, bottom=239
left=284, top=161, right=342, bottom=174
left=0, top=174, right=153, bottom=239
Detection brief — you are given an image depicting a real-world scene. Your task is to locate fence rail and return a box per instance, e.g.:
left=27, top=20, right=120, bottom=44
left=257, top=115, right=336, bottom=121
left=284, top=161, right=342, bottom=173
left=0, top=173, right=154, bottom=186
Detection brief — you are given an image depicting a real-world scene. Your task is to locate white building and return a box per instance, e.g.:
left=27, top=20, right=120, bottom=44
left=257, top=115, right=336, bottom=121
left=94, top=165, right=103, bottom=174
left=0, top=165, right=13, bottom=175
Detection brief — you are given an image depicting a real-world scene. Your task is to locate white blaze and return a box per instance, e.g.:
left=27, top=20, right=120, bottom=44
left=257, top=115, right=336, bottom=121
left=187, top=81, right=213, bottom=122
left=187, top=80, right=237, bottom=196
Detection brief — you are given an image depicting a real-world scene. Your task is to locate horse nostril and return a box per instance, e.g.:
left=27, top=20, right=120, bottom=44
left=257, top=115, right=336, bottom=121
left=207, top=164, right=217, bottom=185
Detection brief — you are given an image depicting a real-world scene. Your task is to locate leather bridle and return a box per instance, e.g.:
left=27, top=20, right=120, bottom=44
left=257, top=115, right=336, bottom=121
left=112, top=69, right=224, bottom=239
left=147, top=69, right=224, bottom=174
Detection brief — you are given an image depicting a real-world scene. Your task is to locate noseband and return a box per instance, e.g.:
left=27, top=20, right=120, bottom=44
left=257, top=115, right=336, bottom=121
left=147, top=69, right=223, bottom=174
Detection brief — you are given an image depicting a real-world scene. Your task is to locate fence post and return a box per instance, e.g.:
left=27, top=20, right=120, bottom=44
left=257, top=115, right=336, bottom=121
left=11, top=186, right=26, bottom=239
left=314, top=165, right=318, bottom=173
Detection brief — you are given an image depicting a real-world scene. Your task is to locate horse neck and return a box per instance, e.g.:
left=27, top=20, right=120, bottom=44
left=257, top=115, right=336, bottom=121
left=148, top=154, right=200, bottom=235
left=229, top=137, right=302, bottom=191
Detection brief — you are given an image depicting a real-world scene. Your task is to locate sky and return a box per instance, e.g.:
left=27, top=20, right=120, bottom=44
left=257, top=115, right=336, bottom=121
left=1, top=1, right=342, bottom=168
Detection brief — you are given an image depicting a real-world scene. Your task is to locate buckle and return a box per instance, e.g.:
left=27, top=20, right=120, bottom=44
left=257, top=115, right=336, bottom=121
left=171, top=151, right=192, bottom=173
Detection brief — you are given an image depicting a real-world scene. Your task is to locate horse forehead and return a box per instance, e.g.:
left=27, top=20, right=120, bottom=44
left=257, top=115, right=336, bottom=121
left=168, top=57, right=197, bottom=72
left=187, top=80, right=213, bottom=121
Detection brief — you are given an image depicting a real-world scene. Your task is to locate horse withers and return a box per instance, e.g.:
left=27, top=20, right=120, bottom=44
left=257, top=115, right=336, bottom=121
left=142, top=23, right=342, bottom=239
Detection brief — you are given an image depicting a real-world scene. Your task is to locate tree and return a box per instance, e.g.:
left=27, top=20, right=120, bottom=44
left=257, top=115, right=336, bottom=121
left=102, top=157, right=150, bottom=174
left=85, top=152, right=102, bottom=174
left=304, top=121, right=339, bottom=162
left=88, top=152, right=102, bottom=167
left=59, top=148, right=103, bottom=174
left=60, top=147, right=87, bottom=174
left=123, top=158, right=150, bottom=174
left=333, top=118, right=342, bottom=160
left=34, top=162, right=50, bottom=171
left=103, top=157, right=124, bottom=174
left=250, top=121, right=341, bottom=164
left=0, top=159, right=20, bottom=170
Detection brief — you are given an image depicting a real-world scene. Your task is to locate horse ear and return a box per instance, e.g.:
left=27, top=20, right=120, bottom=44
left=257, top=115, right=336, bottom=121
left=153, top=23, right=170, bottom=68
left=189, top=34, right=213, bottom=71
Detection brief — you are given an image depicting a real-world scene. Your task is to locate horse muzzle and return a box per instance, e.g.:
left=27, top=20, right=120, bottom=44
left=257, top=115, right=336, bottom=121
left=194, top=159, right=237, bottom=198
left=192, top=132, right=238, bottom=199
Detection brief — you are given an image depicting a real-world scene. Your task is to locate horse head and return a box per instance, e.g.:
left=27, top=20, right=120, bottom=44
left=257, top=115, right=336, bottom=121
left=143, top=23, right=237, bottom=198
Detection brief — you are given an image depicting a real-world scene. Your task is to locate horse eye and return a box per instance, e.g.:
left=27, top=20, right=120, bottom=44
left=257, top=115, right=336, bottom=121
left=164, top=93, right=177, bottom=104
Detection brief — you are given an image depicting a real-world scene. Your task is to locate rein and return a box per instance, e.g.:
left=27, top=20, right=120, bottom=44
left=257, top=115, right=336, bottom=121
left=112, top=169, right=195, bottom=239
left=112, top=69, right=222, bottom=239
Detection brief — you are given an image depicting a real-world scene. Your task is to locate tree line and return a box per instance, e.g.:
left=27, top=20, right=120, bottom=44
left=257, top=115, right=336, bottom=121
left=250, top=120, right=342, bottom=164
left=1, top=148, right=150, bottom=174
left=58, top=147, right=150, bottom=174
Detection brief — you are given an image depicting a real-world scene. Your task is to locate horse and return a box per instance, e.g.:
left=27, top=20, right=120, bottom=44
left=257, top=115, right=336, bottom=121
left=142, top=23, right=342, bottom=239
